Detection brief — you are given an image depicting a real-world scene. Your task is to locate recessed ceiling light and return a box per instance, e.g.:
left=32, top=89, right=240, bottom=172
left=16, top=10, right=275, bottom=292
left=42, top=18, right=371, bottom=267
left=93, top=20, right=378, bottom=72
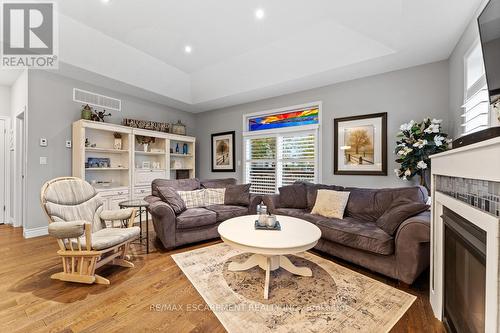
left=255, top=8, right=265, bottom=20
left=184, top=45, right=192, bottom=54
left=101, top=0, right=110, bottom=3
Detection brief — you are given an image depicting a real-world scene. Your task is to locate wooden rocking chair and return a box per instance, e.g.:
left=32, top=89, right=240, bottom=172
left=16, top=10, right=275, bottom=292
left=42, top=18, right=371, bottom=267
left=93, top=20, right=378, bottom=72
left=41, top=177, right=141, bottom=285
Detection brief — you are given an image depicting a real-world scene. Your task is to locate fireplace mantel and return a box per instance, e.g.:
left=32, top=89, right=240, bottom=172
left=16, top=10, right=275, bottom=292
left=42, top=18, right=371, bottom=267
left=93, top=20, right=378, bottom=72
left=431, top=137, right=500, bottom=182
left=430, top=137, right=500, bottom=332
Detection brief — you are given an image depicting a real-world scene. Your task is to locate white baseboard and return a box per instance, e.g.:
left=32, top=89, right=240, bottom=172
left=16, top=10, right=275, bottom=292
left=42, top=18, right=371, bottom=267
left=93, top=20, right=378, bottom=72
left=23, top=226, right=48, bottom=238
left=8, top=217, right=15, bottom=225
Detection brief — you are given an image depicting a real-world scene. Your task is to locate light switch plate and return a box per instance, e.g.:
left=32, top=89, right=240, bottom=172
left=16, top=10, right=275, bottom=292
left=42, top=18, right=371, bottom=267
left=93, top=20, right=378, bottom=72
left=40, top=138, right=47, bottom=147
left=40, top=157, right=48, bottom=165
left=65, top=140, right=72, bottom=148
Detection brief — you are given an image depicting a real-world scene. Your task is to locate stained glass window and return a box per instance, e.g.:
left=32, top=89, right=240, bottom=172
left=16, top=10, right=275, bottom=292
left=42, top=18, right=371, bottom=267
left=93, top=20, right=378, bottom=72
left=248, top=106, right=319, bottom=131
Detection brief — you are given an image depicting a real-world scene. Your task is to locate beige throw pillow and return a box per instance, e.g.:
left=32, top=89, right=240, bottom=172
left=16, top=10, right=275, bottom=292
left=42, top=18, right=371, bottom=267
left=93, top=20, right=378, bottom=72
left=311, top=190, right=350, bottom=219
left=204, top=188, right=226, bottom=205
left=178, top=189, right=206, bottom=209
left=177, top=188, right=226, bottom=208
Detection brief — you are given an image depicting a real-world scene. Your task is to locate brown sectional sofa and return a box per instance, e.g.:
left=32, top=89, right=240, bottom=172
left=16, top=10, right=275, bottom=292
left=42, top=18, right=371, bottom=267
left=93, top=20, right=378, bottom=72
left=263, top=183, right=430, bottom=284
left=146, top=177, right=430, bottom=284
left=145, top=178, right=260, bottom=250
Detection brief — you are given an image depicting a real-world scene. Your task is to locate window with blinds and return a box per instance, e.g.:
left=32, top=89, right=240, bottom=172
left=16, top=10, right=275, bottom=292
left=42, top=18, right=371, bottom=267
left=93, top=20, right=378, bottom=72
left=245, top=137, right=277, bottom=194
left=279, top=134, right=316, bottom=186
left=245, top=132, right=317, bottom=193
left=462, top=43, right=490, bottom=135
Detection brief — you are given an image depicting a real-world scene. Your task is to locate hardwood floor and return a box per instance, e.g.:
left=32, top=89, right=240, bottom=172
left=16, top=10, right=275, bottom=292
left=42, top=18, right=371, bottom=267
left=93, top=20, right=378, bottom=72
left=0, top=224, right=444, bottom=332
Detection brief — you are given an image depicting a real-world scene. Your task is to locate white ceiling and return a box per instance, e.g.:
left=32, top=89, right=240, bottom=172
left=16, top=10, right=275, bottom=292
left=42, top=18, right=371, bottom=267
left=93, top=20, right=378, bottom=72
left=49, top=0, right=485, bottom=111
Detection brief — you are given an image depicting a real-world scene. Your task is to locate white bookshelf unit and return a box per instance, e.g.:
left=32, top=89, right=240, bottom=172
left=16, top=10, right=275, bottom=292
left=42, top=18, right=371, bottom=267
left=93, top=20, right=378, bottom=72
left=169, top=135, right=196, bottom=180
left=72, top=120, right=196, bottom=206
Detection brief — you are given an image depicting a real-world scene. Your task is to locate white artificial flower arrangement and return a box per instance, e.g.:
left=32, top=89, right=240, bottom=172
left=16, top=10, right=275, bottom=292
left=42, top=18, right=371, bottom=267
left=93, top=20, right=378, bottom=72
left=394, top=118, right=451, bottom=192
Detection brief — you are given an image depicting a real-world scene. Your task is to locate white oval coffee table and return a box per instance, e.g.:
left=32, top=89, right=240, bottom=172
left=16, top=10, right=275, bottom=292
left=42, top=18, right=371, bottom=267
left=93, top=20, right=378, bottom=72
left=218, top=214, right=321, bottom=299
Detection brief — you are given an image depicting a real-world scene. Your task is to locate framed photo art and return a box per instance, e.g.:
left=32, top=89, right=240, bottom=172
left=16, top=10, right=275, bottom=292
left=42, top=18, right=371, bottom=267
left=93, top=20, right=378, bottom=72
left=211, top=131, right=236, bottom=172
left=334, top=112, right=387, bottom=175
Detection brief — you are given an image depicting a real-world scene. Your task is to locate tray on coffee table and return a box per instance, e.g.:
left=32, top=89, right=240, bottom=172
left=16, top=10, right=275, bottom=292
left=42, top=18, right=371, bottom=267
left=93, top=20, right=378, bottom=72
left=254, top=220, right=281, bottom=231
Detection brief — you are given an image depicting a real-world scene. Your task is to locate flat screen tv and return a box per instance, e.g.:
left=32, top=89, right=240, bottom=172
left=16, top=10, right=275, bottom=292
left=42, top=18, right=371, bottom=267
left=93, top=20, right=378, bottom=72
left=478, top=0, right=500, bottom=103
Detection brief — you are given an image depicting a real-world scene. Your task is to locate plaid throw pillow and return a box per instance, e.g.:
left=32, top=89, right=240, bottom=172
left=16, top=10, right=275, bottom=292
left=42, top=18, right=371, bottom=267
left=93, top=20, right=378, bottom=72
left=177, top=189, right=206, bottom=209
left=204, top=188, right=225, bottom=205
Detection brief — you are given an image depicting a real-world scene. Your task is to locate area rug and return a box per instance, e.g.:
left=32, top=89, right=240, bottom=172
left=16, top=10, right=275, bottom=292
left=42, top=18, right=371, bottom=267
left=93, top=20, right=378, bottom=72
left=172, top=243, right=416, bottom=333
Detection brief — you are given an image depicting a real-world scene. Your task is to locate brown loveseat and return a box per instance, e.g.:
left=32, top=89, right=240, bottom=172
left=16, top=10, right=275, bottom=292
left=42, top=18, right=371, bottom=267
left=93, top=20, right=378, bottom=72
left=145, top=178, right=260, bottom=250
left=263, top=183, right=430, bottom=284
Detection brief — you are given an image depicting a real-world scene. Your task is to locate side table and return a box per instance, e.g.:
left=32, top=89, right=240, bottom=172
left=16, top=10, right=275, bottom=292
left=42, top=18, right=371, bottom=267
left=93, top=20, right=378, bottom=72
left=119, top=199, right=150, bottom=253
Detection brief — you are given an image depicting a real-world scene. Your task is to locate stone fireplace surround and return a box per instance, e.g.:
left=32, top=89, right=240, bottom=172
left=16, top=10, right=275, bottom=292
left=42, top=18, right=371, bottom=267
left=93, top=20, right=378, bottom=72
left=430, top=137, right=500, bottom=332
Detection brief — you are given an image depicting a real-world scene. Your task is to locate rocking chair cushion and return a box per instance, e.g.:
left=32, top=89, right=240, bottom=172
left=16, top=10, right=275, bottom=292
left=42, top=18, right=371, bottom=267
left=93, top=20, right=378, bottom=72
left=75, top=227, right=141, bottom=250
left=48, top=221, right=87, bottom=239
left=45, top=196, right=105, bottom=233
left=100, top=208, right=134, bottom=221
left=44, top=179, right=96, bottom=205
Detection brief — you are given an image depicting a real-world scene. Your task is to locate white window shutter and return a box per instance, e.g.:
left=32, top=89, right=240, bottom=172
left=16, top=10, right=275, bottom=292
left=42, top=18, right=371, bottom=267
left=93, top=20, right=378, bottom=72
left=246, top=137, right=277, bottom=194
left=462, top=43, right=489, bottom=136
left=280, top=134, right=316, bottom=186
left=462, top=75, right=489, bottom=135
left=244, top=133, right=317, bottom=194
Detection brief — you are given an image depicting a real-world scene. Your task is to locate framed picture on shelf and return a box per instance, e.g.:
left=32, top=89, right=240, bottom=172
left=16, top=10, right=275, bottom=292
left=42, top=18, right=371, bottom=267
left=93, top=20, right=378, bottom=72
left=87, top=157, right=111, bottom=168
left=211, top=131, right=235, bottom=172
left=334, top=112, right=387, bottom=175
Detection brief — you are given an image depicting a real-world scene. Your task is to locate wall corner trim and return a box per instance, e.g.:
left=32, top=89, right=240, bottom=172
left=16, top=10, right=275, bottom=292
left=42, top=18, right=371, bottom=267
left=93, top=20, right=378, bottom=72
left=23, top=226, right=48, bottom=239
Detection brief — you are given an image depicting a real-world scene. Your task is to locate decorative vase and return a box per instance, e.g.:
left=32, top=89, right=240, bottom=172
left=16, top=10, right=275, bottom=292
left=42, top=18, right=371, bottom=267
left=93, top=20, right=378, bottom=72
left=175, top=143, right=180, bottom=153
left=266, top=215, right=277, bottom=228
left=183, top=143, right=188, bottom=154
left=143, top=143, right=149, bottom=152
left=82, top=108, right=92, bottom=120
left=172, top=120, right=186, bottom=135
left=258, top=205, right=268, bottom=226
left=114, top=138, right=122, bottom=150
left=81, top=104, right=93, bottom=120
left=419, top=169, right=430, bottom=195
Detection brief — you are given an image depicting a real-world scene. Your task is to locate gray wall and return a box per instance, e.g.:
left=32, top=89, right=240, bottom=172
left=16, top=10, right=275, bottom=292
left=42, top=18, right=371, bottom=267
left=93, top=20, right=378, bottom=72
left=26, top=70, right=196, bottom=230
left=195, top=60, right=450, bottom=188
left=0, top=85, right=10, bottom=117
left=448, top=17, right=480, bottom=139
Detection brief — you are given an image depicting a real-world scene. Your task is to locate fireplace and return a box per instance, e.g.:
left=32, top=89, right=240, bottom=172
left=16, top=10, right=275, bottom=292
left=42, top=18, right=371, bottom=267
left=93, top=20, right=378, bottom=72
left=442, top=207, right=486, bottom=333
left=430, top=138, right=500, bottom=332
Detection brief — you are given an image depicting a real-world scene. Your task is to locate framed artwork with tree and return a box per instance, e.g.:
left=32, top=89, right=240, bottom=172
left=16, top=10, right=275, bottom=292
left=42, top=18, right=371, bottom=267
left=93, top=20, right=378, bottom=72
left=211, top=131, right=236, bottom=172
left=334, top=113, right=387, bottom=175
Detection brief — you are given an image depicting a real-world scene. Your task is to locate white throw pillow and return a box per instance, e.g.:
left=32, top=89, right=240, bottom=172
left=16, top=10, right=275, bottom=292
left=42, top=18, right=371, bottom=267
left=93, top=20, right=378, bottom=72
left=178, top=189, right=206, bottom=209
left=204, top=188, right=225, bottom=206
left=311, top=189, right=350, bottom=219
